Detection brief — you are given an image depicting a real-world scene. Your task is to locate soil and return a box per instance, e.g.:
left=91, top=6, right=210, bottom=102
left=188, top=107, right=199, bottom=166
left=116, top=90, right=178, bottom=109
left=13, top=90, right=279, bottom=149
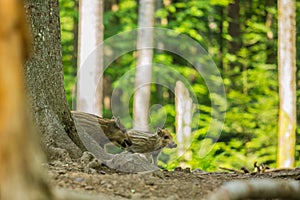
left=47, top=158, right=300, bottom=200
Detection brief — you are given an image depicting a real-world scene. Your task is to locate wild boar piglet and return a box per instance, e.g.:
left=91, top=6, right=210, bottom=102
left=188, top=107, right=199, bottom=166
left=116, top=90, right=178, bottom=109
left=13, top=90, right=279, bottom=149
left=71, top=111, right=132, bottom=149
left=127, top=128, right=177, bottom=165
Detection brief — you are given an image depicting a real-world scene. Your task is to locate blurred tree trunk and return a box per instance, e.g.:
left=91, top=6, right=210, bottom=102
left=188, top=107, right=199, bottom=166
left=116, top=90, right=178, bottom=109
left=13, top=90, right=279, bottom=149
left=265, top=1, right=276, bottom=64
left=24, top=0, right=85, bottom=159
left=0, top=0, right=52, bottom=199
left=175, top=81, right=193, bottom=166
left=277, top=0, right=296, bottom=168
left=133, top=0, right=155, bottom=131
left=72, top=0, right=79, bottom=76
left=226, top=0, right=242, bottom=91
left=217, top=6, right=224, bottom=70
left=228, top=0, right=241, bottom=55
left=76, top=0, right=104, bottom=116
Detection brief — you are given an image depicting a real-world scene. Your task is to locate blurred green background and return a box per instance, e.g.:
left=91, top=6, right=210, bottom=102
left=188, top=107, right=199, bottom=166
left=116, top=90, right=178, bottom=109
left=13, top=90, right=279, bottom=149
left=59, top=0, right=300, bottom=171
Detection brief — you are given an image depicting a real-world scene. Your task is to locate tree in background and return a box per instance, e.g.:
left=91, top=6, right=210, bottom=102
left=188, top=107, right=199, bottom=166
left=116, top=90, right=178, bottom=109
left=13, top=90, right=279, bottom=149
left=133, top=0, right=155, bottom=130
left=175, top=81, right=193, bottom=165
left=76, top=0, right=104, bottom=116
left=60, top=0, right=300, bottom=169
left=277, top=0, right=296, bottom=168
left=227, top=0, right=241, bottom=70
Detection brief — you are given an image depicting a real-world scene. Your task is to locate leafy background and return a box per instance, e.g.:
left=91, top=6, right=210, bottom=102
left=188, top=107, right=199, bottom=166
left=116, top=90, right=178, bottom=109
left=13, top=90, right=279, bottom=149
left=59, top=0, right=300, bottom=171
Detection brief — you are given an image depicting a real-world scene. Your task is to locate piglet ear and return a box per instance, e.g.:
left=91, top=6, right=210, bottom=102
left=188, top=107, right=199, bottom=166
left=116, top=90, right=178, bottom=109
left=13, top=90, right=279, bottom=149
left=112, top=116, right=120, bottom=122
left=112, top=116, right=121, bottom=127
left=156, top=127, right=163, bottom=137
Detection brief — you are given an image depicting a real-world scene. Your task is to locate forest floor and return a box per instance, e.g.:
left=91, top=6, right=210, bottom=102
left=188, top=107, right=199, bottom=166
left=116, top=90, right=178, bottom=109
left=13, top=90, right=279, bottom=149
left=47, top=158, right=300, bottom=200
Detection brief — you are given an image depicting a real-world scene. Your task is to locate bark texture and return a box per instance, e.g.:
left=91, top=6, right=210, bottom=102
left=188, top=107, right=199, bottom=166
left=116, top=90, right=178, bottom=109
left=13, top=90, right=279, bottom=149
left=24, top=0, right=85, bottom=159
left=277, top=0, right=296, bottom=168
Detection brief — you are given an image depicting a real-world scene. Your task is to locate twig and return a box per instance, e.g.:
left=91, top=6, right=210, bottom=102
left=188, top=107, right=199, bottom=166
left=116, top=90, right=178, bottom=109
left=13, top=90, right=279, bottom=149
left=207, top=179, right=300, bottom=200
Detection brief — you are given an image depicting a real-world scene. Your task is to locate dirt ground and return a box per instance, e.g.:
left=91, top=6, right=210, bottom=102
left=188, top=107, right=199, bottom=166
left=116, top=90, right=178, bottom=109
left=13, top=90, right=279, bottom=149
left=47, top=157, right=300, bottom=200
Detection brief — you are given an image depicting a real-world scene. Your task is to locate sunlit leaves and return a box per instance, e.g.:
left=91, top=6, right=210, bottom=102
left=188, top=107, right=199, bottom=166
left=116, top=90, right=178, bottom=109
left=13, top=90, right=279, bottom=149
left=59, top=0, right=300, bottom=170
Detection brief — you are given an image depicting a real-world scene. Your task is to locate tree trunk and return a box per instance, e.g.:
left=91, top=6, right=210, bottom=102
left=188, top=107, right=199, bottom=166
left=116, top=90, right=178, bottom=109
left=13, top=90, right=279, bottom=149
left=277, top=0, right=296, bottom=168
left=228, top=0, right=241, bottom=55
left=0, top=0, right=52, bottom=199
left=72, top=0, right=79, bottom=76
left=217, top=6, right=224, bottom=70
left=76, top=0, right=104, bottom=116
left=175, top=81, right=193, bottom=166
left=24, top=0, right=85, bottom=159
left=133, top=0, right=155, bottom=131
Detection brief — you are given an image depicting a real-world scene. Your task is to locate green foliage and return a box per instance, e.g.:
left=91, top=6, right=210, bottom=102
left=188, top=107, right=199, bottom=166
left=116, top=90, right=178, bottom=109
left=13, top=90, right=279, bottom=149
left=59, top=0, right=300, bottom=171
left=59, top=0, right=77, bottom=107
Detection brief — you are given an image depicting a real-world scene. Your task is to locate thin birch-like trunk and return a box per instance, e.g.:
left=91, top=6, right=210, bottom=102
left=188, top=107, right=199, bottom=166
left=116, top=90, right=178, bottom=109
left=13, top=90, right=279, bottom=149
left=175, top=81, right=193, bottom=163
left=77, top=0, right=104, bottom=116
left=133, top=0, right=155, bottom=131
left=277, top=0, right=296, bottom=168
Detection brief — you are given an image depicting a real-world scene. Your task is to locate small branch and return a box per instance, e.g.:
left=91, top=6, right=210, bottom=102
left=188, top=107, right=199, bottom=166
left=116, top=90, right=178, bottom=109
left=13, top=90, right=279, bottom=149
left=207, top=179, right=300, bottom=200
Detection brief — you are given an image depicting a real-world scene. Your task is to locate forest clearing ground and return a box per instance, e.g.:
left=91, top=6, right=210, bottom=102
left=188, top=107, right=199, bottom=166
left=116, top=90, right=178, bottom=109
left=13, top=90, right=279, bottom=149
left=47, top=159, right=300, bottom=200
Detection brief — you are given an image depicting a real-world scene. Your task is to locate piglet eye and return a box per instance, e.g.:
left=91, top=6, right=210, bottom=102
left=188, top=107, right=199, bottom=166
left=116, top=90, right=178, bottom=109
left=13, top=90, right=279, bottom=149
left=163, top=135, right=169, bottom=140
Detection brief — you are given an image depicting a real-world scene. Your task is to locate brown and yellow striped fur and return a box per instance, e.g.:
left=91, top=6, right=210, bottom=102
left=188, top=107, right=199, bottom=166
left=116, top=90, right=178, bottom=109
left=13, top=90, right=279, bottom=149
left=127, top=128, right=177, bottom=165
left=71, top=111, right=132, bottom=148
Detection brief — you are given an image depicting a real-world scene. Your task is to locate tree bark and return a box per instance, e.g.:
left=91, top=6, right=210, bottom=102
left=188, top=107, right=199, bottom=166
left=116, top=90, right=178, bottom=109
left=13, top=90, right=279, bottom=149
left=133, top=0, right=155, bottom=131
left=277, top=0, right=296, bottom=168
left=24, top=0, right=85, bottom=159
left=76, top=0, right=104, bottom=116
left=0, top=0, right=52, bottom=199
